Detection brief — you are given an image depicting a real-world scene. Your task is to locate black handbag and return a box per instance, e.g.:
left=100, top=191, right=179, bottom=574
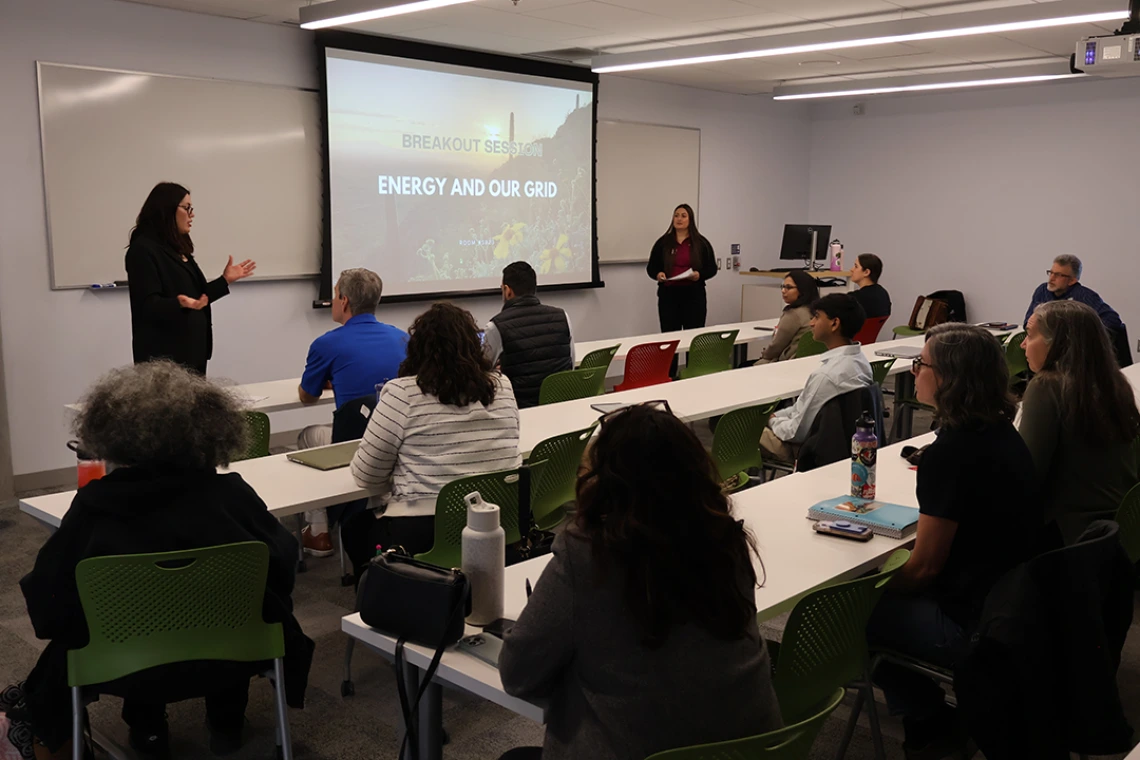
left=358, top=548, right=470, bottom=759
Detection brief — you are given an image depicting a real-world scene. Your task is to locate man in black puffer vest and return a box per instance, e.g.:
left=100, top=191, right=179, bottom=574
left=484, top=262, right=574, bottom=408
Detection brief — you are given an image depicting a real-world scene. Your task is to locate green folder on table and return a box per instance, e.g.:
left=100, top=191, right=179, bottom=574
left=286, top=441, right=360, bottom=471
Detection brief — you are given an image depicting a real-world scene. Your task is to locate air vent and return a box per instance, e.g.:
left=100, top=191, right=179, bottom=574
left=528, top=47, right=598, bottom=63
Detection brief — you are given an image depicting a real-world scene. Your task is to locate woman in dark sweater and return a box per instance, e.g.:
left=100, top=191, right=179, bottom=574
left=125, top=182, right=256, bottom=375
left=646, top=204, right=718, bottom=332
left=865, top=324, right=1040, bottom=757
left=1019, top=300, right=1140, bottom=541
left=498, top=403, right=781, bottom=760
left=18, top=362, right=313, bottom=760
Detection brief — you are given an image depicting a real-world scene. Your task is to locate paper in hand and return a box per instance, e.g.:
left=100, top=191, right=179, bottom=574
left=667, top=268, right=694, bottom=281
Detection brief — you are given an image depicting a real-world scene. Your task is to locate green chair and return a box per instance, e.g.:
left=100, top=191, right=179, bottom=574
left=770, top=549, right=911, bottom=759
left=891, top=325, right=925, bottom=338
left=711, top=402, right=778, bottom=491
left=794, top=332, right=827, bottom=359
left=416, top=461, right=548, bottom=569
left=527, top=425, right=596, bottom=531
left=679, top=330, right=739, bottom=380
left=234, top=411, right=271, bottom=461
left=1004, top=330, right=1029, bottom=383
left=870, top=358, right=895, bottom=388
left=539, top=367, right=606, bottom=405
left=579, top=344, right=620, bottom=372
left=1114, top=483, right=1140, bottom=565
left=644, top=687, right=845, bottom=760
left=68, top=542, right=293, bottom=760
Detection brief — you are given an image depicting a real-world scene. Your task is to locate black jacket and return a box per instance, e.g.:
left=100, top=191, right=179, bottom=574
left=646, top=233, right=718, bottom=287
left=125, top=234, right=230, bottom=371
left=796, top=385, right=884, bottom=472
left=20, top=467, right=313, bottom=708
left=955, top=521, right=1134, bottom=759
left=490, top=295, right=573, bottom=408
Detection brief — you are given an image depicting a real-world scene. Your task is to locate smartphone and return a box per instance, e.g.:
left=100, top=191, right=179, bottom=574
left=813, top=520, right=873, bottom=542
left=457, top=633, right=504, bottom=668
left=482, top=618, right=516, bottom=639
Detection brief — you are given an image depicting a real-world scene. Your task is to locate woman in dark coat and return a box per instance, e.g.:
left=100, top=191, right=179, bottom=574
left=125, top=182, right=256, bottom=375
left=646, top=203, right=718, bottom=332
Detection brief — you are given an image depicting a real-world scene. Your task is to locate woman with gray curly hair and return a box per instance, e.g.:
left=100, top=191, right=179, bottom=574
left=18, top=361, right=313, bottom=760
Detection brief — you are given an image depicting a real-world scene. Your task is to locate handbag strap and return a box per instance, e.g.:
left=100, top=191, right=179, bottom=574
left=393, top=582, right=470, bottom=760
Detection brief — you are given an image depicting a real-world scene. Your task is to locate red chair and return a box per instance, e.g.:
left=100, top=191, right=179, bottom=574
left=614, top=340, right=679, bottom=392
left=853, top=315, right=889, bottom=345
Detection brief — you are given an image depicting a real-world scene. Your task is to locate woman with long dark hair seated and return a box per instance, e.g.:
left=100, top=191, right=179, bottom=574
left=345, top=302, right=520, bottom=575
left=498, top=403, right=781, bottom=760
left=755, top=270, right=820, bottom=364
left=18, top=362, right=312, bottom=760
left=1019, top=300, right=1140, bottom=542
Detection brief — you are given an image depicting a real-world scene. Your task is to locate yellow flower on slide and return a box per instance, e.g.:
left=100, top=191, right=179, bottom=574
left=540, top=234, right=571, bottom=274
left=493, top=222, right=527, bottom=259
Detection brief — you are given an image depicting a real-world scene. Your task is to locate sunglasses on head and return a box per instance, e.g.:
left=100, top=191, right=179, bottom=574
left=598, top=399, right=672, bottom=425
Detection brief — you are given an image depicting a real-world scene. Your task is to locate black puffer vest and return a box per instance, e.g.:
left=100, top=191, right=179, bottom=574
left=490, top=295, right=573, bottom=408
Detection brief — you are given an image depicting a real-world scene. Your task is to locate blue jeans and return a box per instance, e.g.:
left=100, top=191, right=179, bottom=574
left=865, top=592, right=969, bottom=720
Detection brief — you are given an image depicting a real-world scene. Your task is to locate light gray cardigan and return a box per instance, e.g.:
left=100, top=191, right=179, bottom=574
left=500, top=531, right=782, bottom=760
left=758, top=305, right=812, bottom=363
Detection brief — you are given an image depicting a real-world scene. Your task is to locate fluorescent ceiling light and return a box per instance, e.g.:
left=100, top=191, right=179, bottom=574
left=771, top=64, right=1086, bottom=100
left=299, top=0, right=476, bottom=30
left=773, top=73, right=1083, bottom=99
left=591, top=2, right=1129, bottom=74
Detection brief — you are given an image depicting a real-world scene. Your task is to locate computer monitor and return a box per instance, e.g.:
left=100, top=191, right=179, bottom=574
left=779, top=224, right=832, bottom=264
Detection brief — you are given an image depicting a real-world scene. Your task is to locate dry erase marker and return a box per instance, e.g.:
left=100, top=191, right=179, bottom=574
left=89, top=283, right=118, bottom=289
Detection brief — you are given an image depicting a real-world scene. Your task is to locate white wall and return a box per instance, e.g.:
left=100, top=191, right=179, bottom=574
left=0, top=0, right=811, bottom=477
left=807, top=77, right=1140, bottom=338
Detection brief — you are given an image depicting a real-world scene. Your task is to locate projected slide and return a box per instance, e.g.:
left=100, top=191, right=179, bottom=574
left=325, top=49, right=595, bottom=298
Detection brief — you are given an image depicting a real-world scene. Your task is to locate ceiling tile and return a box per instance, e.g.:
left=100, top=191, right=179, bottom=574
left=522, top=2, right=691, bottom=35
left=598, top=0, right=765, bottom=23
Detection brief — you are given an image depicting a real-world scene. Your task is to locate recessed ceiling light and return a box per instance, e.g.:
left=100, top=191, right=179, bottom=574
left=799, top=60, right=842, bottom=67
left=299, top=0, right=477, bottom=30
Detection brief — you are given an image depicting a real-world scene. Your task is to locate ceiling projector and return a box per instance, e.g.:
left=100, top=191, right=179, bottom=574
left=1073, top=32, right=1140, bottom=75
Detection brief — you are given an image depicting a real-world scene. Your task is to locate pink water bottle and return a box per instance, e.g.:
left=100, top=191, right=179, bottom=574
left=68, top=440, right=106, bottom=488
left=851, top=414, right=877, bottom=499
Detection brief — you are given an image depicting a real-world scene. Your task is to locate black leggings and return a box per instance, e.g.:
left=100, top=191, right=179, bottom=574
left=343, top=512, right=436, bottom=579
left=657, top=285, right=707, bottom=332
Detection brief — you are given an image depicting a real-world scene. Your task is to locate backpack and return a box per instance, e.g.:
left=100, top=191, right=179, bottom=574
left=908, top=296, right=950, bottom=331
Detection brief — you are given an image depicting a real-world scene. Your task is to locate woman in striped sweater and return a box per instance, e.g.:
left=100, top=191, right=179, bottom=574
left=345, top=302, right=521, bottom=576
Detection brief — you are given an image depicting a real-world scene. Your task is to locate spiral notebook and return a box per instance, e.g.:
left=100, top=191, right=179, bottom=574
left=807, top=496, right=920, bottom=539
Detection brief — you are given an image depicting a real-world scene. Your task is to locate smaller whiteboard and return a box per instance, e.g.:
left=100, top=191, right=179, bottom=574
left=596, top=121, right=700, bottom=264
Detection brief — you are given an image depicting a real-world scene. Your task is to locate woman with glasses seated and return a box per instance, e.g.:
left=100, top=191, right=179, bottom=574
left=755, top=270, right=820, bottom=364
left=865, top=324, right=1040, bottom=758
left=1019, top=300, right=1140, bottom=543
left=18, top=361, right=313, bottom=760
left=497, top=402, right=782, bottom=760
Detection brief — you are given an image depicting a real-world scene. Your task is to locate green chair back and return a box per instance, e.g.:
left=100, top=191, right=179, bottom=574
left=539, top=367, right=606, bottom=405
left=679, top=330, right=739, bottom=380
left=772, top=549, right=910, bottom=724
left=67, top=541, right=284, bottom=688
left=870, top=358, right=896, bottom=388
left=644, top=687, right=845, bottom=760
left=234, top=411, right=271, bottom=461
left=417, top=461, right=548, bottom=569
left=527, top=425, right=596, bottom=531
left=1114, top=483, right=1140, bottom=565
left=579, top=344, right=620, bottom=372
left=1004, top=330, right=1029, bottom=381
left=794, top=332, right=827, bottom=359
left=711, top=402, right=778, bottom=489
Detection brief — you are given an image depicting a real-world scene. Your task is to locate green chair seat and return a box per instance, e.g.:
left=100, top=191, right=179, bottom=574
left=711, top=402, right=778, bottom=491
left=527, top=425, right=596, bottom=531
left=644, top=687, right=845, bottom=760
left=1004, top=330, right=1029, bottom=383
left=578, top=344, right=620, bottom=372
left=679, top=330, right=739, bottom=380
left=891, top=325, right=925, bottom=338
left=794, top=332, right=827, bottom=359
left=539, top=367, right=606, bottom=405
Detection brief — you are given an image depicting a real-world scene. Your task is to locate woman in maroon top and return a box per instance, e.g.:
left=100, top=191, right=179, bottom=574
left=646, top=204, right=718, bottom=331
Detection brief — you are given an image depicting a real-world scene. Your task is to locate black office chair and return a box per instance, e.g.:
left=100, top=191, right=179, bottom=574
left=330, top=395, right=377, bottom=586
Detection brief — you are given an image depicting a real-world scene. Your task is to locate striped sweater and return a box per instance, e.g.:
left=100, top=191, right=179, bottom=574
left=349, top=374, right=521, bottom=518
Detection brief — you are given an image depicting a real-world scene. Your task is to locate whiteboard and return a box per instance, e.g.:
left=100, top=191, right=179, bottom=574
left=596, top=120, right=700, bottom=264
left=37, top=63, right=323, bottom=289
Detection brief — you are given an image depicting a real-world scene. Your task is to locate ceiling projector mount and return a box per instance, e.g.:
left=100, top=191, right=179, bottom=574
left=1072, top=0, right=1140, bottom=76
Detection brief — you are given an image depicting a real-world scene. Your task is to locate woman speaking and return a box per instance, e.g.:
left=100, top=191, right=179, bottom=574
left=125, top=182, right=257, bottom=375
left=646, top=204, right=718, bottom=331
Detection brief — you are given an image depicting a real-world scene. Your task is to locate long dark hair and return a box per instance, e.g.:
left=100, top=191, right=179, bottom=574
left=658, top=203, right=706, bottom=268
left=572, top=405, right=761, bottom=648
left=925, top=323, right=1018, bottom=430
left=130, top=182, right=193, bottom=256
left=1031, top=300, right=1140, bottom=444
left=784, top=270, right=820, bottom=309
left=400, top=303, right=496, bottom=407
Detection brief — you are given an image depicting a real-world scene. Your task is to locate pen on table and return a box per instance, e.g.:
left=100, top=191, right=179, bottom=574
left=525, top=579, right=532, bottom=598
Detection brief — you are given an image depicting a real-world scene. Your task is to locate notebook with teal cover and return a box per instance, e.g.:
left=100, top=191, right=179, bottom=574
left=807, top=496, right=920, bottom=539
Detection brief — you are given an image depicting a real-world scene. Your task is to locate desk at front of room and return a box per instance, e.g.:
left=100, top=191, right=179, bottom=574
left=739, top=269, right=853, bottom=321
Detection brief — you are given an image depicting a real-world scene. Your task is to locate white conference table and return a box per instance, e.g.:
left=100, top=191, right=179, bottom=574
left=61, top=319, right=780, bottom=416
left=342, top=431, right=934, bottom=760
left=24, top=332, right=925, bottom=530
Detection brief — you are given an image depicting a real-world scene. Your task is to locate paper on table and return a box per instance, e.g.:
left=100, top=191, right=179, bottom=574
left=667, top=268, right=694, bottom=281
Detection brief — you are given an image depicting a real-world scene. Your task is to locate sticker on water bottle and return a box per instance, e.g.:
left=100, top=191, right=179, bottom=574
left=851, top=443, right=877, bottom=499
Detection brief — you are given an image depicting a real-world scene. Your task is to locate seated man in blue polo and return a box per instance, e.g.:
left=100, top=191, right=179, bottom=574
left=483, top=261, right=574, bottom=408
left=1025, top=254, right=1121, bottom=333
left=296, top=268, right=407, bottom=556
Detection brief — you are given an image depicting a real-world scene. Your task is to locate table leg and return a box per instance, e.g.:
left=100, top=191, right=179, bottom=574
left=293, top=515, right=307, bottom=573
left=400, top=660, right=420, bottom=756
left=891, top=372, right=915, bottom=442
left=417, top=680, right=444, bottom=760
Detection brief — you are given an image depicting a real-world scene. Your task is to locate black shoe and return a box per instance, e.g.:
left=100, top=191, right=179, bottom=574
left=128, top=721, right=171, bottom=760
left=903, top=705, right=967, bottom=760
left=208, top=722, right=244, bottom=756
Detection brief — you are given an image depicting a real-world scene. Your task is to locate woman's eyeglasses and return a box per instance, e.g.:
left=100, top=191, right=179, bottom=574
left=780, top=285, right=797, bottom=292
left=178, top=204, right=194, bottom=215
left=599, top=399, right=672, bottom=425
left=911, top=357, right=937, bottom=375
